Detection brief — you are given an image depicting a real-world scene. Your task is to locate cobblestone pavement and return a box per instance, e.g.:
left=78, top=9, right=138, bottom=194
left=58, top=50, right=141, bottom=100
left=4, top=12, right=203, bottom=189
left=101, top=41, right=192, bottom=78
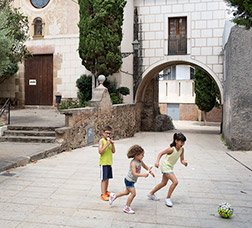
left=0, top=123, right=251, bottom=227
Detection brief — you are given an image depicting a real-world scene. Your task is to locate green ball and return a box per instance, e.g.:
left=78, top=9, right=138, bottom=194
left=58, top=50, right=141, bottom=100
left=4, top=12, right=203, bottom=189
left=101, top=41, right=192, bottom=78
left=218, top=202, right=234, bottom=218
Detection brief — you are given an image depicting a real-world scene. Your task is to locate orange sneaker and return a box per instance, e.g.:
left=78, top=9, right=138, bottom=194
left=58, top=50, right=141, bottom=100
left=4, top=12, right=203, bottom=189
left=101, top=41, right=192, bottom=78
left=101, top=194, right=109, bottom=201
left=105, top=191, right=110, bottom=196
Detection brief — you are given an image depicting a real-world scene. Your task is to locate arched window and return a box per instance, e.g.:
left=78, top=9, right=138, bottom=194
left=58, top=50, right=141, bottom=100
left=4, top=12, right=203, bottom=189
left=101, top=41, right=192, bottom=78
left=33, top=17, right=43, bottom=37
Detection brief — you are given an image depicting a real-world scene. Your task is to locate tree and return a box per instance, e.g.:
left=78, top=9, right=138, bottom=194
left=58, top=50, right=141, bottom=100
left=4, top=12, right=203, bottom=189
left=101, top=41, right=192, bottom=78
left=194, top=68, right=220, bottom=123
left=78, top=0, right=126, bottom=80
left=76, top=74, right=92, bottom=107
left=0, top=0, right=29, bottom=83
left=225, top=0, right=252, bottom=29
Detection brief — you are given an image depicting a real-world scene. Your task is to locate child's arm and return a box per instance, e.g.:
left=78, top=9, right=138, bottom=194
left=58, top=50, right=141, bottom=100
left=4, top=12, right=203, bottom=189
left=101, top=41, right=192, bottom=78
left=180, top=148, right=188, bottom=166
left=98, top=139, right=110, bottom=155
left=131, top=161, right=149, bottom=178
left=107, top=137, right=115, bottom=153
left=141, top=161, right=155, bottom=177
left=155, top=147, right=173, bottom=168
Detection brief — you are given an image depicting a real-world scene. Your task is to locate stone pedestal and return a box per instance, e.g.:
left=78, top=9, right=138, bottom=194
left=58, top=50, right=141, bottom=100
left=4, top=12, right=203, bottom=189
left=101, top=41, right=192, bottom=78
left=89, top=84, right=112, bottom=111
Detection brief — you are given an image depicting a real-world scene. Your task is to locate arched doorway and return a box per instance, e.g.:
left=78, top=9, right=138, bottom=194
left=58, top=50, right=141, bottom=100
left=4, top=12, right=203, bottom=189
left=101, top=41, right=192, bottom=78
left=135, top=57, right=223, bottom=131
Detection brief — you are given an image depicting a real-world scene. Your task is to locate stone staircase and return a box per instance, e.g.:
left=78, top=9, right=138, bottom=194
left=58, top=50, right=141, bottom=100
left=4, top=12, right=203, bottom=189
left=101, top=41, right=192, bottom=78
left=0, top=126, right=57, bottom=143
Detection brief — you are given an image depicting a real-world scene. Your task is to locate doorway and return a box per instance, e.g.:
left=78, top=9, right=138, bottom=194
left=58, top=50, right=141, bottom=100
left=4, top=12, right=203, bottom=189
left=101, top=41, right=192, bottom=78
left=25, top=54, right=53, bottom=105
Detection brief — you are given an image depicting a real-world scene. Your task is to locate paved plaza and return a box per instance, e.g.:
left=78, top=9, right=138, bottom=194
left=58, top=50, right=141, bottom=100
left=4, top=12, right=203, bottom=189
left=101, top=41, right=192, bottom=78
left=0, top=122, right=251, bottom=228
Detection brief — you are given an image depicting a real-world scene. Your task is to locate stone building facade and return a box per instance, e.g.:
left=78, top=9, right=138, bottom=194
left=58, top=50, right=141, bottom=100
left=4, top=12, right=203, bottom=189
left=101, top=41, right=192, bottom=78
left=1, top=0, right=229, bottom=109
left=134, top=0, right=229, bottom=129
left=1, top=0, right=134, bottom=106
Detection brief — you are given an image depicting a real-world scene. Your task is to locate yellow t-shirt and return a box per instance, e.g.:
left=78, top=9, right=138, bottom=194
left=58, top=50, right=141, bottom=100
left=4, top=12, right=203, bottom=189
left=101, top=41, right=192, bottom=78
left=99, top=138, right=113, bottom=166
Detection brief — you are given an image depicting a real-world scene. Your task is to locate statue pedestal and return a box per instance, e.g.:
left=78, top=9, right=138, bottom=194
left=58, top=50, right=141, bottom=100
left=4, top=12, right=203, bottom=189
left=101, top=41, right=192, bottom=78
left=89, top=84, right=112, bottom=111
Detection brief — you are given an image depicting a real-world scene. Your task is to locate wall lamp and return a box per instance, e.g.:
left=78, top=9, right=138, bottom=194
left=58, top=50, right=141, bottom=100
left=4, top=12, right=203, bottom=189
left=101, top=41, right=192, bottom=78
left=121, top=39, right=140, bottom=58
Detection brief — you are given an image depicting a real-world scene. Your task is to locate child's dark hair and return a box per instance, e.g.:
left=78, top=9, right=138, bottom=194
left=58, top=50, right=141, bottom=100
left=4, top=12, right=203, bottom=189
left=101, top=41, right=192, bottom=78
left=170, top=132, right=186, bottom=147
left=103, top=125, right=112, bottom=132
left=127, top=145, right=144, bottom=158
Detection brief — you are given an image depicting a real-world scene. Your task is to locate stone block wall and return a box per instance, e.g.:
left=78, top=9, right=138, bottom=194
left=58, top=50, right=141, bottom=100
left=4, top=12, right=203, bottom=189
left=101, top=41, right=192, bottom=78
left=135, top=0, right=229, bottom=84
left=205, top=107, right=222, bottom=122
left=223, top=26, right=252, bottom=150
left=56, top=104, right=139, bottom=150
left=180, top=104, right=199, bottom=121
left=0, top=77, right=16, bottom=101
left=159, top=103, right=222, bottom=122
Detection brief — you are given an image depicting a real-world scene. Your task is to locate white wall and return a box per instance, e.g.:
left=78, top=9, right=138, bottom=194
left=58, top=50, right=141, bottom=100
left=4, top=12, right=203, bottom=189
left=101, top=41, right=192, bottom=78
left=176, top=65, right=191, bottom=80
left=159, top=80, right=195, bottom=104
left=118, top=0, right=134, bottom=103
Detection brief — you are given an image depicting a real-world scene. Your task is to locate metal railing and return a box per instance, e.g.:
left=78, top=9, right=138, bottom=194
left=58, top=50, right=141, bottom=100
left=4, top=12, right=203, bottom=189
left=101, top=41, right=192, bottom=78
left=0, top=98, right=11, bottom=125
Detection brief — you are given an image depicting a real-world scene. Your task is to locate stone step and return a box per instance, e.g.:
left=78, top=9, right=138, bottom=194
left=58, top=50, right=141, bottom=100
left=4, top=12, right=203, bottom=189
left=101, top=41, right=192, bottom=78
left=7, top=125, right=57, bottom=131
left=0, top=136, right=56, bottom=143
left=4, top=130, right=55, bottom=137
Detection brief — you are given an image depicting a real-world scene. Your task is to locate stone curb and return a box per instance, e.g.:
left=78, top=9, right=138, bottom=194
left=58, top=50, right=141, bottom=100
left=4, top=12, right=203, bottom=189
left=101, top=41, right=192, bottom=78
left=0, top=144, right=63, bottom=173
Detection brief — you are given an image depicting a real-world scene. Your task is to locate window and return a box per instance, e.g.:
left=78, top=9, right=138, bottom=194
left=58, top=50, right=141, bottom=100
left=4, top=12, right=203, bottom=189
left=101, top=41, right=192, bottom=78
left=159, top=66, right=176, bottom=80
left=30, top=0, right=50, bottom=9
left=33, top=17, right=44, bottom=37
left=168, top=17, right=187, bottom=55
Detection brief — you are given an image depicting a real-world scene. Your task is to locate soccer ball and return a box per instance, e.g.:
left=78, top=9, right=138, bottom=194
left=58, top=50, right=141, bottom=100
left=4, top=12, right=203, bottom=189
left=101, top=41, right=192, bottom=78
left=218, top=202, right=234, bottom=218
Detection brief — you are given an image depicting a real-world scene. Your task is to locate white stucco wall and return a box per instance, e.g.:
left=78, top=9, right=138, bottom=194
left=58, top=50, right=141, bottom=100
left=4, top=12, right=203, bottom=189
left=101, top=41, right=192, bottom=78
left=117, top=0, right=134, bottom=103
left=159, top=80, right=195, bottom=104
left=176, top=65, right=191, bottom=80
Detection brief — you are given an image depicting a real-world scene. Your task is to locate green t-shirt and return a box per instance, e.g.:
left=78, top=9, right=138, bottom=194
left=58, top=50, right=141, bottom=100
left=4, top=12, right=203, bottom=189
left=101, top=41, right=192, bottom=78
left=163, top=147, right=183, bottom=168
left=99, top=138, right=113, bottom=165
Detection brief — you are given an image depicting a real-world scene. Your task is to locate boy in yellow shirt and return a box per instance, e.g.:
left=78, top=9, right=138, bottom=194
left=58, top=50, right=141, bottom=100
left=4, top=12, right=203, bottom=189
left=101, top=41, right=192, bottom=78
left=98, top=125, right=115, bottom=201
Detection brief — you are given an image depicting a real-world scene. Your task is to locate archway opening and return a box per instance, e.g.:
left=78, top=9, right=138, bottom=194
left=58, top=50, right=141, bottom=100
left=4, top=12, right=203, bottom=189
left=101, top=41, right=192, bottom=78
left=135, top=59, right=222, bottom=132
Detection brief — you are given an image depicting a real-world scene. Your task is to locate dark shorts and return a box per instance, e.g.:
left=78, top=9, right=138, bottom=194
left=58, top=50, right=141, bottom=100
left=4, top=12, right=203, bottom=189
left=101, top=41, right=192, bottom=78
left=124, top=178, right=135, bottom=188
left=100, top=165, right=113, bottom=180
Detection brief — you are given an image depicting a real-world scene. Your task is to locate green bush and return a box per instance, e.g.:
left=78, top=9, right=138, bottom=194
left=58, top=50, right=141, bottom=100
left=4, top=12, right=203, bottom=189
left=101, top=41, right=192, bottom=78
left=117, top=87, right=130, bottom=96
left=110, top=92, right=123, bottom=104
left=59, top=99, right=81, bottom=110
left=103, top=79, right=130, bottom=104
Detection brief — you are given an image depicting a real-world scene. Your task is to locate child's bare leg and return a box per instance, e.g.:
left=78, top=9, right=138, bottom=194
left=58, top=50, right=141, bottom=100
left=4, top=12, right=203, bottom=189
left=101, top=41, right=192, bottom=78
left=149, top=174, right=168, bottom=195
left=114, top=189, right=129, bottom=200
left=167, top=173, right=178, bottom=198
left=101, top=179, right=108, bottom=194
left=126, top=188, right=136, bottom=207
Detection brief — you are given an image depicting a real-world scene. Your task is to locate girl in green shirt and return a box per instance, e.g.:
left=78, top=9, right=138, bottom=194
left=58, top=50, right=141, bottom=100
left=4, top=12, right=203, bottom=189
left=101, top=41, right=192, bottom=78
left=148, top=132, right=187, bottom=207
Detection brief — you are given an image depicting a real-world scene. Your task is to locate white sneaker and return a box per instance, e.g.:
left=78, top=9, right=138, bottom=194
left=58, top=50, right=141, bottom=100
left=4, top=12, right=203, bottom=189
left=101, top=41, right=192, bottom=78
left=147, top=194, right=159, bottom=201
left=165, top=198, right=173, bottom=207
left=109, top=193, right=116, bottom=205
left=123, top=205, right=135, bottom=214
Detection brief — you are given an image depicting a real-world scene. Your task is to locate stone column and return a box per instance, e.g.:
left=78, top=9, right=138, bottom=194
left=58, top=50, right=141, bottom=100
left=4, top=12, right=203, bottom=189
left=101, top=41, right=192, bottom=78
left=223, top=26, right=252, bottom=150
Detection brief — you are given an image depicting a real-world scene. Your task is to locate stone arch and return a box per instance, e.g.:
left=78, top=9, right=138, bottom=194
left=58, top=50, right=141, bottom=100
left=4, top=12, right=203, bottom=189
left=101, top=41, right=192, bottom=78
left=135, top=57, right=223, bottom=131
left=136, top=57, right=223, bottom=104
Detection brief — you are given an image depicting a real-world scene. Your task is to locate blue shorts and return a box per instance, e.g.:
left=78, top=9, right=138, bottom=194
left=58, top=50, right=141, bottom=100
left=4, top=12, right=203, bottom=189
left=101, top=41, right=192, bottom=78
left=100, top=165, right=113, bottom=180
left=124, top=178, right=135, bottom=188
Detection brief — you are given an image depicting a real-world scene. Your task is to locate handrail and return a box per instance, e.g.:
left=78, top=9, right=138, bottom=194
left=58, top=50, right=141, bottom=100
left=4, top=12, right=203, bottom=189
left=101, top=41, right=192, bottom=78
left=0, top=98, right=11, bottom=125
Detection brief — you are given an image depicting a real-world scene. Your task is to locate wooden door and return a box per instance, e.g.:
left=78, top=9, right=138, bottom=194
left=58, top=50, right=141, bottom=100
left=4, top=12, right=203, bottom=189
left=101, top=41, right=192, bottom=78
left=168, top=17, right=187, bottom=55
left=25, top=54, right=53, bottom=105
